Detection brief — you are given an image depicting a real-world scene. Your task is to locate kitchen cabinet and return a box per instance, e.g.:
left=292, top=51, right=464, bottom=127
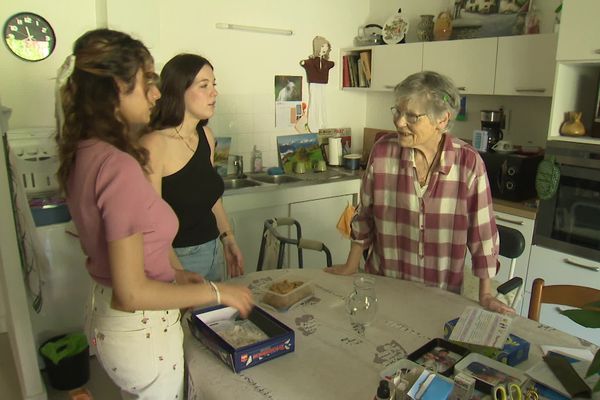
left=289, top=194, right=355, bottom=269
left=223, top=177, right=361, bottom=274
left=523, top=245, right=600, bottom=345
left=369, top=43, right=423, bottom=91
left=556, top=0, right=600, bottom=62
left=547, top=0, right=600, bottom=144
left=228, top=204, right=289, bottom=274
left=494, top=34, right=557, bottom=97
left=422, top=37, right=497, bottom=95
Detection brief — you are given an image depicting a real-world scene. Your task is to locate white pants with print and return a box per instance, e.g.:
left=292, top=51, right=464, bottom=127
left=88, top=284, right=184, bottom=399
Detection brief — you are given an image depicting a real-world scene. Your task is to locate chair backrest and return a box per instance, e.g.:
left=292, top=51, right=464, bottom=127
left=527, top=278, right=600, bottom=322
left=497, top=225, right=525, bottom=280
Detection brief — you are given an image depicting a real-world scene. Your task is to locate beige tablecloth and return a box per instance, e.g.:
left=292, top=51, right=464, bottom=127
left=184, top=269, right=598, bottom=400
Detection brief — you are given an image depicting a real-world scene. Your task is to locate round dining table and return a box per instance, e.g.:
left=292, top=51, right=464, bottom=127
left=183, top=269, right=598, bottom=400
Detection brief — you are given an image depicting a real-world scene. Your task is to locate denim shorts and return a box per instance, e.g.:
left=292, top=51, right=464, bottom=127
left=174, top=239, right=224, bottom=281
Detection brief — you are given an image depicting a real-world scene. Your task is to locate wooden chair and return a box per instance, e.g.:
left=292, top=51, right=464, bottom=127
left=527, top=278, right=600, bottom=321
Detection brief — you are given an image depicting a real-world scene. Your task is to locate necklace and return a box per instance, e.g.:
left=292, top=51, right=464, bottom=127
left=418, top=135, right=445, bottom=186
left=173, top=126, right=195, bottom=153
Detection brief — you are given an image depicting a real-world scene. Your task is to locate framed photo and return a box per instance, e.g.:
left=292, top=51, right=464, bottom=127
left=450, top=0, right=532, bottom=39
left=407, top=338, right=470, bottom=376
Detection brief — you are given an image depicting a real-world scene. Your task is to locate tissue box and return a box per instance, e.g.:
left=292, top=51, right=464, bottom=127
left=188, top=305, right=294, bottom=373
left=443, top=318, right=529, bottom=366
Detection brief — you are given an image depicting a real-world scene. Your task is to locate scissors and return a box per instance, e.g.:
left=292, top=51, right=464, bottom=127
left=493, top=383, right=539, bottom=400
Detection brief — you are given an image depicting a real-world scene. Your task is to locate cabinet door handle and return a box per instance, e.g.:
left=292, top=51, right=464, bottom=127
left=496, top=216, right=524, bottom=226
left=515, top=88, right=546, bottom=93
left=564, top=258, right=600, bottom=272
left=594, top=49, right=600, bottom=54
left=457, top=86, right=466, bottom=91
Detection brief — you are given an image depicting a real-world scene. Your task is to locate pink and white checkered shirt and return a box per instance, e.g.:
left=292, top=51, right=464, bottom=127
left=352, top=133, right=499, bottom=294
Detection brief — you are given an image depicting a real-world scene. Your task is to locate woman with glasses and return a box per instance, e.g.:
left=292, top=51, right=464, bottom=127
left=56, top=31, right=253, bottom=398
left=327, top=71, right=512, bottom=314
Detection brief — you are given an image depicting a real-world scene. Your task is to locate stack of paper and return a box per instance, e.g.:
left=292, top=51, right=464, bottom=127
left=448, top=306, right=512, bottom=349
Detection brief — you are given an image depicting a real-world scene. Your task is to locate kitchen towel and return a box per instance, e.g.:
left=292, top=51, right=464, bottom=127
left=336, top=203, right=356, bottom=239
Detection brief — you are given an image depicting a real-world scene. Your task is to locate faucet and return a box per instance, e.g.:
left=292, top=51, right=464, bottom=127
left=231, top=155, right=245, bottom=178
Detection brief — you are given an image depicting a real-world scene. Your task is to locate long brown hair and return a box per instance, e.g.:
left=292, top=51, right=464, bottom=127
left=149, top=53, right=214, bottom=131
left=56, top=28, right=153, bottom=193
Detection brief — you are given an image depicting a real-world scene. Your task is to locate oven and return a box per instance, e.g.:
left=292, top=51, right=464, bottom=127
left=533, top=141, right=600, bottom=262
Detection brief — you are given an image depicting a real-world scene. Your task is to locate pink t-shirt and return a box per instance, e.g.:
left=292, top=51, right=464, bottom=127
left=67, top=139, right=177, bottom=286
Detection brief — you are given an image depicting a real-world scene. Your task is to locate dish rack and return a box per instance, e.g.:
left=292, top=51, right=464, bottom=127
left=7, top=127, right=59, bottom=198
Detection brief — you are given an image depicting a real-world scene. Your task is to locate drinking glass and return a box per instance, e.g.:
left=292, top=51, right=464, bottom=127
left=345, top=275, right=378, bottom=336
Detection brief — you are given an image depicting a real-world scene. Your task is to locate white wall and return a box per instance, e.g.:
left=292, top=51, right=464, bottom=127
left=1, top=0, right=370, bottom=170
left=364, top=0, right=560, bottom=148
left=366, top=92, right=551, bottom=147
left=0, top=0, right=369, bottom=330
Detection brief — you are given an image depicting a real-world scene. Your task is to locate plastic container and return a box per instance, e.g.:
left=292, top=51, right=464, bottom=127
left=39, top=333, right=90, bottom=390
left=251, top=145, right=263, bottom=173
left=261, top=275, right=314, bottom=312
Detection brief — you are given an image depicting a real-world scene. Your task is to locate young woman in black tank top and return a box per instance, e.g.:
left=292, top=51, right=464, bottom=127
left=141, top=54, right=244, bottom=280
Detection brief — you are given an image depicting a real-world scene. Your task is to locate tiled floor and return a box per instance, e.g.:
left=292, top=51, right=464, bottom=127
left=0, top=332, right=120, bottom=399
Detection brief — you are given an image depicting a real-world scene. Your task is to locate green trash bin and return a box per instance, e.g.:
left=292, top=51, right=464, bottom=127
left=39, top=333, right=90, bottom=390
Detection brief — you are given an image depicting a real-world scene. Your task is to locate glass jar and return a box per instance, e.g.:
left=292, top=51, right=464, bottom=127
left=345, top=275, right=378, bottom=334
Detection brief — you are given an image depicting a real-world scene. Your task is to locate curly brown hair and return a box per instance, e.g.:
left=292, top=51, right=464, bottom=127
left=56, top=28, right=154, bottom=193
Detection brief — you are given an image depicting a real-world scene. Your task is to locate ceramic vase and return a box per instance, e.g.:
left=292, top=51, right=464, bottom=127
left=417, top=14, right=434, bottom=42
left=433, top=11, right=453, bottom=41
left=560, top=111, right=586, bottom=136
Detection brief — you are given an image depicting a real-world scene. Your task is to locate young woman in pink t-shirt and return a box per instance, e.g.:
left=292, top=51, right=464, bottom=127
left=55, top=29, right=253, bottom=399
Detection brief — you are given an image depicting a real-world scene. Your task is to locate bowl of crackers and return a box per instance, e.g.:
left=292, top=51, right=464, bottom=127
left=261, top=275, right=314, bottom=312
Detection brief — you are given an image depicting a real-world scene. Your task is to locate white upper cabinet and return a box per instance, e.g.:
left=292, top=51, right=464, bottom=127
left=557, top=0, right=600, bottom=61
left=422, top=37, right=497, bottom=95
left=495, top=34, right=558, bottom=97
left=370, top=43, right=423, bottom=91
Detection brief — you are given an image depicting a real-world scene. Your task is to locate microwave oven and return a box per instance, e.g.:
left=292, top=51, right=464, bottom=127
left=533, top=141, right=600, bottom=262
left=479, top=152, right=543, bottom=202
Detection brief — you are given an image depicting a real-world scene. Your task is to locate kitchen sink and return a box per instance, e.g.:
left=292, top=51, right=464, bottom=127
left=223, top=178, right=262, bottom=190
left=250, top=174, right=302, bottom=184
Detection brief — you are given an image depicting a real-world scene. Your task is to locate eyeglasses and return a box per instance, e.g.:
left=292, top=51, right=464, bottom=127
left=390, top=107, right=426, bottom=124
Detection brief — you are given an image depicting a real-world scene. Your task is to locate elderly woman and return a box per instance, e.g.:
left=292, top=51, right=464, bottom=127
left=328, top=71, right=512, bottom=314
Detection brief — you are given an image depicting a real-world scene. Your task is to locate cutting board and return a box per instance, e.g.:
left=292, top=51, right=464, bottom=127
left=362, top=127, right=395, bottom=164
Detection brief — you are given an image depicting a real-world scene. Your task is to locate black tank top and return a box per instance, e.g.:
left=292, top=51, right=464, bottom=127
left=162, top=127, right=224, bottom=247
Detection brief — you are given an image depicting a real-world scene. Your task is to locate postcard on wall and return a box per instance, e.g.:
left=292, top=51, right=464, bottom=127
left=274, top=75, right=303, bottom=129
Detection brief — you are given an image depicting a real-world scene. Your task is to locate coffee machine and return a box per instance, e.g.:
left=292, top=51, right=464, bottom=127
left=480, top=110, right=504, bottom=151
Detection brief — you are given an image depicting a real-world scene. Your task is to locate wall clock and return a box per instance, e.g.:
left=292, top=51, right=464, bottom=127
left=3, top=12, right=55, bottom=62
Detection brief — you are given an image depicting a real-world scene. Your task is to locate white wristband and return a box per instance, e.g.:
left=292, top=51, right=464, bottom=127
left=209, top=281, right=221, bottom=305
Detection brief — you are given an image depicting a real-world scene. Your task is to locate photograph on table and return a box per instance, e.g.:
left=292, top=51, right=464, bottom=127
left=465, top=361, right=521, bottom=387
left=407, top=338, right=470, bottom=376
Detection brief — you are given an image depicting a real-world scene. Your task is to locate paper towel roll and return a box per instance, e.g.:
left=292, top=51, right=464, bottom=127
left=328, top=137, right=342, bottom=166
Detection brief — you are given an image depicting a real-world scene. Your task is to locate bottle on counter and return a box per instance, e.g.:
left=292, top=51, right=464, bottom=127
left=251, top=145, right=263, bottom=173
left=374, top=380, right=391, bottom=400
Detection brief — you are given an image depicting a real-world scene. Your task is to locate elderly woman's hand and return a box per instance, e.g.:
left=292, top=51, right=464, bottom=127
left=479, top=293, right=516, bottom=315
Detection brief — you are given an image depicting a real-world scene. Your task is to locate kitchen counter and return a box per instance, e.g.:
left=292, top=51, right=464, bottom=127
left=222, top=167, right=362, bottom=213
left=492, top=198, right=538, bottom=220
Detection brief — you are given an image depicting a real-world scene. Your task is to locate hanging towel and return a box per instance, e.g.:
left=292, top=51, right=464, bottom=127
left=262, top=225, right=281, bottom=270
left=336, top=203, right=356, bottom=239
